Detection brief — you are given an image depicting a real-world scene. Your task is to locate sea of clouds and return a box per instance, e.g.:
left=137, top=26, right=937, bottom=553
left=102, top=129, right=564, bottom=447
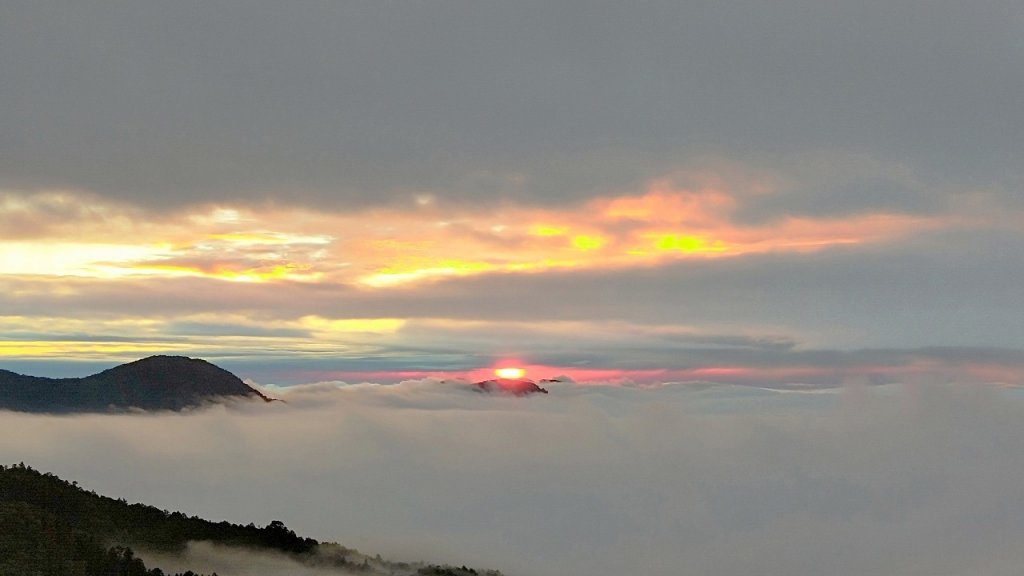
left=3, top=379, right=1024, bottom=576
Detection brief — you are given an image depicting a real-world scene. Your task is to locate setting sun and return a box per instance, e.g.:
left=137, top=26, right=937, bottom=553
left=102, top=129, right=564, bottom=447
left=494, top=367, right=526, bottom=380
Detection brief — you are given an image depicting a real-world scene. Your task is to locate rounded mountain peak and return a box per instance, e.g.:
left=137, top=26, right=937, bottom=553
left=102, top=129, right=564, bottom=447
left=86, top=355, right=269, bottom=410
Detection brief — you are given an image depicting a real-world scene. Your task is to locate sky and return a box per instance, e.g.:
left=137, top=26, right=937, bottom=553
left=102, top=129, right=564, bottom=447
left=5, top=5, right=1024, bottom=576
left=2, top=0, right=1024, bottom=386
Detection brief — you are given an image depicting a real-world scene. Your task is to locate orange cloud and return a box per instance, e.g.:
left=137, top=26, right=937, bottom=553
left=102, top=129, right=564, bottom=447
left=599, top=181, right=736, bottom=224
left=0, top=174, right=948, bottom=289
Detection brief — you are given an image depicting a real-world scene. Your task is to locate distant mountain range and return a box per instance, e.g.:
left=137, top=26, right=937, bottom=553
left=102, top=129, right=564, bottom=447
left=0, top=355, right=269, bottom=413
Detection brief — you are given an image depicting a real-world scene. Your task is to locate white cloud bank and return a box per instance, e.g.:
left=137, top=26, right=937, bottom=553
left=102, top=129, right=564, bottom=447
left=3, top=381, right=1024, bottom=576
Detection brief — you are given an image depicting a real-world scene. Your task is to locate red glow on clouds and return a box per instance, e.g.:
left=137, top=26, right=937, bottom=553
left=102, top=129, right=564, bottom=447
left=275, top=364, right=646, bottom=385
left=243, top=361, right=1024, bottom=388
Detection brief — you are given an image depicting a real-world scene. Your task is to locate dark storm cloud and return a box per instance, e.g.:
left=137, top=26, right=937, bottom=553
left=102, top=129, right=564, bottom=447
left=741, top=177, right=941, bottom=222
left=731, top=153, right=949, bottom=223
left=2, top=1, right=1021, bottom=209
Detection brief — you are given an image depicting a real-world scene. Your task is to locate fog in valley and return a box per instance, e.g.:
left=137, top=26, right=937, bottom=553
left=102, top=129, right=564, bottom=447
left=3, top=380, right=1024, bottom=576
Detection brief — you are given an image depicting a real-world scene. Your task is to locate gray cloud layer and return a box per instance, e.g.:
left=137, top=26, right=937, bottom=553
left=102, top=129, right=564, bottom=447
left=3, top=1, right=1022, bottom=210
left=4, top=382, right=1024, bottom=576
left=4, top=225, right=1022, bottom=355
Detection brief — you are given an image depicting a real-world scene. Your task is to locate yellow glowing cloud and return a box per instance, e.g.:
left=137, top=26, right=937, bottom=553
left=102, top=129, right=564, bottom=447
left=0, top=206, right=333, bottom=282
left=205, top=264, right=321, bottom=283
left=301, top=316, right=406, bottom=334
left=0, top=242, right=171, bottom=277
left=0, top=341, right=191, bottom=358
left=208, top=232, right=333, bottom=246
left=571, top=235, right=605, bottom=251
left=650, top=234, right=727, bottom=253
left=530, top=225, right=568, bottom=237
left=360, top=260, right=497, bottom=288
left=88, top=262, right=323, bottom=283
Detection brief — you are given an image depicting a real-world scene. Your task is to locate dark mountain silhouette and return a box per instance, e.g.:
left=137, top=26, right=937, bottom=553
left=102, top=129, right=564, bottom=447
left=0, top=355, right=270, bottom=413
left=0, top=463, right=503, bottom=576
left=472, top=378, right=549, bottom=396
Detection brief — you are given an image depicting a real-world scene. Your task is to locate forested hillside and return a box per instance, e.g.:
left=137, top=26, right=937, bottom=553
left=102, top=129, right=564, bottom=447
left=0, top=464, right=499, bottom=576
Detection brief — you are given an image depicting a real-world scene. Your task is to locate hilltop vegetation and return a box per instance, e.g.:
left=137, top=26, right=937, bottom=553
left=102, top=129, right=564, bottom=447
left=0, top=464, right=500, bottom=576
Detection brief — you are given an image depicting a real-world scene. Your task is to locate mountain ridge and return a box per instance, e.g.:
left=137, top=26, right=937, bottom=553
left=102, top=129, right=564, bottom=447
left=0, top=463, right=501, bottom=576
left=471, top=378, right=549, bottom=396
left=0, top=355, right=269, bottom=413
